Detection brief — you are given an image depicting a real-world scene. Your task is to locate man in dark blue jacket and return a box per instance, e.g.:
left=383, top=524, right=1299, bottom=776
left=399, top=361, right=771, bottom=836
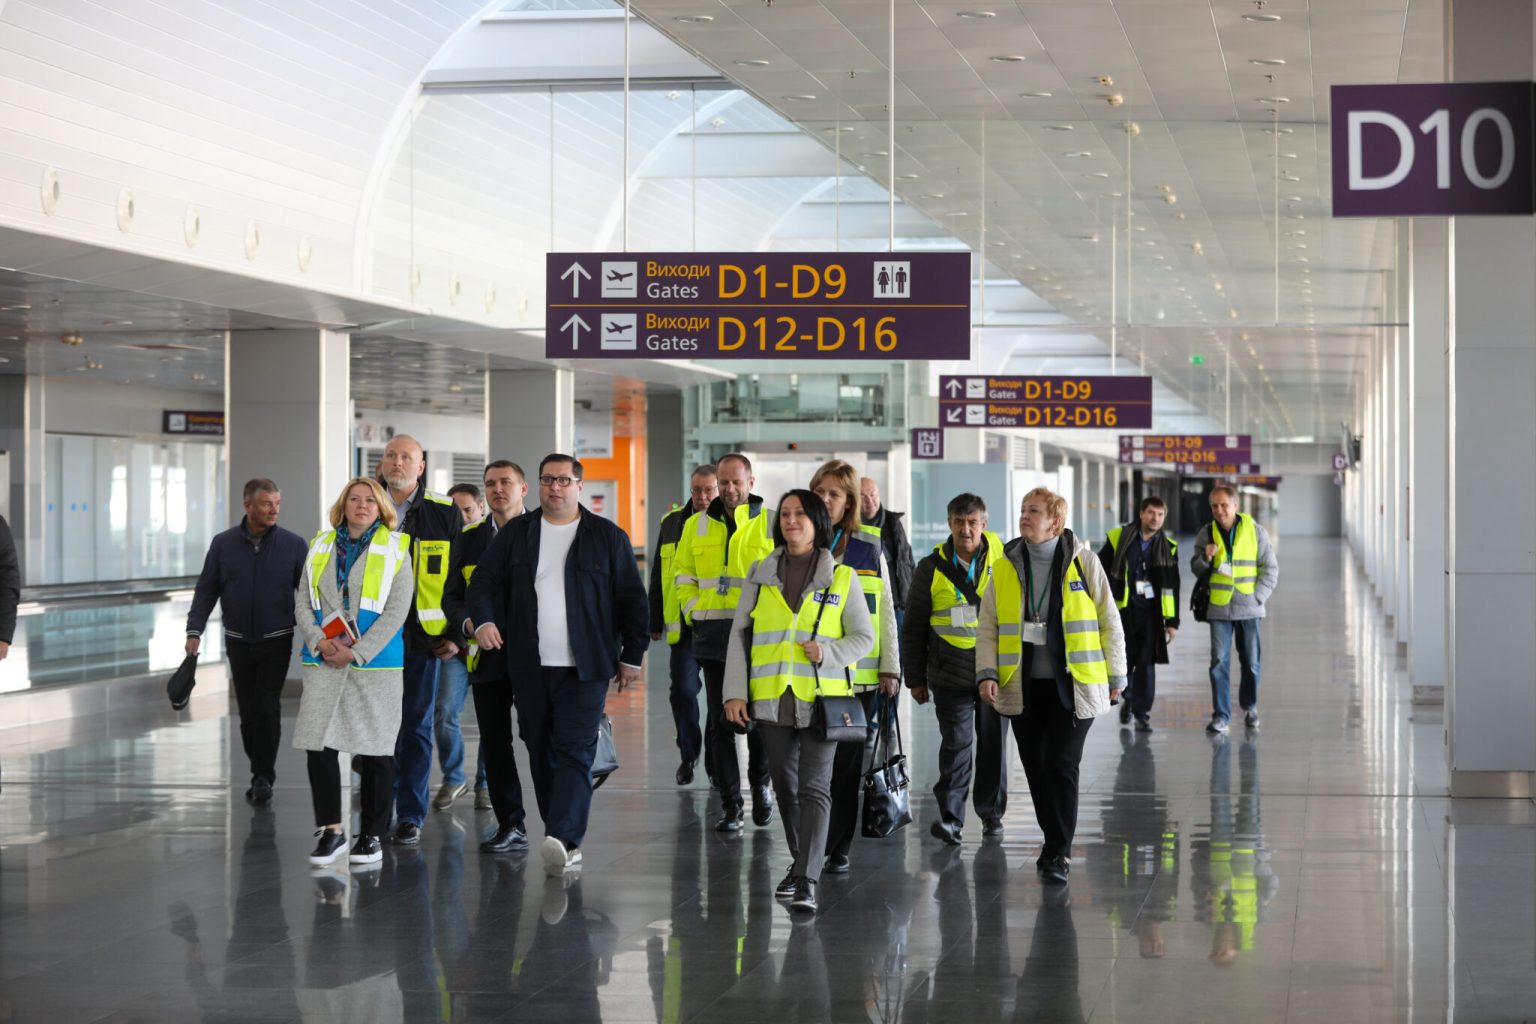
left=469, top=454, right=649, bottom=877
left=186, top=478, right=308, bottom=803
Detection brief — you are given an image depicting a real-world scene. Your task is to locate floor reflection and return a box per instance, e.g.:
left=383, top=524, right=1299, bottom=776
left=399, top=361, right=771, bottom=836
left=1191, top=732, right=1276, bottom=967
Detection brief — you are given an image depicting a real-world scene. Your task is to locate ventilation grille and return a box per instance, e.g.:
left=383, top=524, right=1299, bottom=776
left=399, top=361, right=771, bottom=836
left=450, top=452, right=485, bottom=487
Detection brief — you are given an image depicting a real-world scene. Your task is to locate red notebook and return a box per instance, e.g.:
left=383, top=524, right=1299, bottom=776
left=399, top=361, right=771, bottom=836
left=319, top=610, right=359, bottom=646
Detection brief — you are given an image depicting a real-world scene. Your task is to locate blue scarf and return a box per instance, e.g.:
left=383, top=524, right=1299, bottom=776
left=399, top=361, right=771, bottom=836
left=333, top=521, right=381, bottom=611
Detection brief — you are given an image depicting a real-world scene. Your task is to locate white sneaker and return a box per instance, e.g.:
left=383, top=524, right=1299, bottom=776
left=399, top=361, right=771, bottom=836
left=541, top=836, right=580, bottom=876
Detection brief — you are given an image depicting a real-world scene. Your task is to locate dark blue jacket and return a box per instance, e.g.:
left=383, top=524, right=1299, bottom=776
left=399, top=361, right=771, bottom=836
left=0, top=514, right=19, bottom=645
left=443, top=514, right=506, bottom=683
left=467, top=507, right=649, bottom=682
left=186, top=518, right=308, bottom=643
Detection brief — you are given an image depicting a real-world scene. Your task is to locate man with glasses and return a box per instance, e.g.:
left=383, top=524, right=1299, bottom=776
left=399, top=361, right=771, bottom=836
left=649, top=464, right=719, bottom=786
left=469, top=454, right=649, bottom=877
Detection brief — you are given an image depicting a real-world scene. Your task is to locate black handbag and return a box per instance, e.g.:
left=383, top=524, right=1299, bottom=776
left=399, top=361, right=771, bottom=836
left=860, top=698, right=912, bottom=838
left=166, top=652, right=198, bottom=710
left=590, top=713, right=619, bottom=789
left=1191, top=576, right=1210, bottom=623
left=806, top=585, right=867, bottom=743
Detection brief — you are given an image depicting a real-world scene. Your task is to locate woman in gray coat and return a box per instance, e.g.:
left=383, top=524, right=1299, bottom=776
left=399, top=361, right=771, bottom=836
left=293, top=477, right=414, bottom=867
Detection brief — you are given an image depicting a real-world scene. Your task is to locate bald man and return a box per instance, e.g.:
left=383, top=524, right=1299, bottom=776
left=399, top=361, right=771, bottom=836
left=859, top=478, right=915, bottom=622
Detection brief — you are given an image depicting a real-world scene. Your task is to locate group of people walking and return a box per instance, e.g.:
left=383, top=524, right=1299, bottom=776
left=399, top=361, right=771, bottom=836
left=184, top=434, right=1278, bottom=915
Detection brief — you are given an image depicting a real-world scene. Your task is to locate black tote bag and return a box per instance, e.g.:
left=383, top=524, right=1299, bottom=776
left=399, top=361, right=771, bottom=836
left=860, top=699, right=912, bottom=838
left=166, top=652, right=198, bottom=710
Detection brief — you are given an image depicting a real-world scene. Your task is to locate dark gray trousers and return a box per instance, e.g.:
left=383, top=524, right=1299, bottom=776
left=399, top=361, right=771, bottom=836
left=932, top=686, right=1009, bottom=829
left=759, top=722, right=838, bottom=882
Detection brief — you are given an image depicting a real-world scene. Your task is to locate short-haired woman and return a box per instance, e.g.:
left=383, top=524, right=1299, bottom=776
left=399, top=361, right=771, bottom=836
left=293, top=477, right=415, bottom=867
left=723, top=489, right=874, bottom=914
left=977, top=487, right=1125, bottom=884
left=807, top=459, right=901, bottom=875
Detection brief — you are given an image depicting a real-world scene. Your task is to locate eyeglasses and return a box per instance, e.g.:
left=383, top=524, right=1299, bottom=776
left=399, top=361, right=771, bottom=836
left=539, top=475, right=577, bottom=488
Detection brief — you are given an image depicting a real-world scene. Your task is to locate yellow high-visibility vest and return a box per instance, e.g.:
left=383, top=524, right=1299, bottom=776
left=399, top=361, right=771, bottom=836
left=928, top=530, right=1004, bottom=650
left=674, top=501, right=774, bottom=628
left=301, top=527, right=410, bottom=670
left=991, top=549, right=1108, bottom=689
left=1207, top=514, right=1258, bottom=607
left=746, top=563, right=858, bottom=705
left=403, top=491, right=455, bottom=636
left=1106, top=525, right=1179, bottom=620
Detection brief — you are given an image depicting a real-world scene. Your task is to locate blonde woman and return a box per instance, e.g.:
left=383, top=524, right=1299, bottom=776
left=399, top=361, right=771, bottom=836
left=808, top=459, right=901, bottom=874
left=292, top=477, right=414, bottom=867
left=977, top=487, right=1125, bottom=884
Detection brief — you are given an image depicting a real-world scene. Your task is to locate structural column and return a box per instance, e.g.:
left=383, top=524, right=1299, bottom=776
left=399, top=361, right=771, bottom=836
left=0, top=375, right=45, bottom=582
left=226, top=329, right=352, bottom=532
left=487, top=368, right=575, bottom=473
left=646, top=390, right=686, bottom=527
left=1409, top=219, right=1448, bottom=693
left=1446, top=0, right=1536, bottom=795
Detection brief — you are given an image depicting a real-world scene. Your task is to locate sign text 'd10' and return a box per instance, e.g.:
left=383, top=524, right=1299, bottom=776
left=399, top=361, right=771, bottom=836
left=544, top=252, right=971, bottom=360
left=939, top=375, right=1152, bottom=430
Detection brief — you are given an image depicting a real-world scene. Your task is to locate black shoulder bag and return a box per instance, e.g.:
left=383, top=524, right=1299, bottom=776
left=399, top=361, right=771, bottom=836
left=807, top=586, right=868, bottom=742
left=860, top=704, right=912, bottom=838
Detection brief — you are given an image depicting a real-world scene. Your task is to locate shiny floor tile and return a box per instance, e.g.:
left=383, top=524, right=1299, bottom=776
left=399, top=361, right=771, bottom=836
left=0, top=539, right=1532, bottom=1022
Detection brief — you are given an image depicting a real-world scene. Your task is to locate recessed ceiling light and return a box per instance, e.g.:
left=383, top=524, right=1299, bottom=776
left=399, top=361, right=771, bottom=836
left=674, top=15, right=713, bottom=24
left=822, top=126, right=856, bottom=133
left=948, top=211, right=971, bottom=217
left=864, top=150, right=890, bottom=157
left=784, top=94, right=817, bottom=101
left=1250, top=58, right=1287, bottom=66
left=1083, top=172, right=1110, bottom=178
left=735, top=59, right=771, bottom=67
left=1243, top=13, right=1283, bottom=22
left=1258, top=96, right=1291, bottom=103
left=1263, top=126, right=1295, bottom=135
left=990, top=55, right=1027, bottom=63
left=1046, top=124, right=1074, bottom=131
left=1019, top=91, right=1053, bottom=98
left=898, top=172, right=919, bottom=179
left=919, top=193, right=946, bottom=199
left=1064, top=150, right=1093, bottom=158
left=1283, top=195, right=1303, bottom=202
left=1280, top=173, right=1301, bottom=181
left=958, top=10, right=997, bottom=18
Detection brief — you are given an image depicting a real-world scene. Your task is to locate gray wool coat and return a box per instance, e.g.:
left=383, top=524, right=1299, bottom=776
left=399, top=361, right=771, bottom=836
left=291, top=537, right=415, bottom=756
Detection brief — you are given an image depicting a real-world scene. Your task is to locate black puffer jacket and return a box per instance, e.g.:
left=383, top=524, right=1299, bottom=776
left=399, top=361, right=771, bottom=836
left=900, top=548, right=981, bottom=692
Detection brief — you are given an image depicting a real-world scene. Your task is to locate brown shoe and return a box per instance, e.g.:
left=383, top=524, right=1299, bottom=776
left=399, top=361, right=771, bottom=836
left=433, top=782, right=468, bottom=811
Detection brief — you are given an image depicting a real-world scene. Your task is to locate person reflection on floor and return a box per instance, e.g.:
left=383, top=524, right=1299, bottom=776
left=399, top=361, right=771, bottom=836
left=1087, top=729, right=1180, bottom=959
left=298, top=850, right=397, bottom=1018
left=518, top=876, right=619, bottom=1021
left=1192, top=733, right=1277, bottom=967
left=456, top=841, right=526, bottom=1020
left=1012, top=888, right=1083, bottom=1022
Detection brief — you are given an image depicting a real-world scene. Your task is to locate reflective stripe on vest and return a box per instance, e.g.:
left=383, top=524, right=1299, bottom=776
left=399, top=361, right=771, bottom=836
left=302, top=528, right=409, bottom=670
left=1207, top=514, right=1258, bottom=607
left=747, top=564, right=858, bottom=705
left=841, top=532, right=884, bottom=685
left=1108, top=525, right=1178, bottom=620
left=991, top=551, right=1108, bottom=688
left=927, top=530, right=1003, bottom=650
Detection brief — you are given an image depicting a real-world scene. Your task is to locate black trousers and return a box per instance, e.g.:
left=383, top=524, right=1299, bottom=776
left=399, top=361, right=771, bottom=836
left=306, top=748, right=395, bottom=837
left=824, top=689, right=884, bottom=860
left=1125, top=607, right=1161, bottom=720
left=932, top=685, right=1009, bottom=829
left=1011, top=676, right=1092, bottom=861
left=226, top=636, right=293, bottom=784
left=701, top=659, right=768, bottom=815
left=470, top=679, right=526, bottom=829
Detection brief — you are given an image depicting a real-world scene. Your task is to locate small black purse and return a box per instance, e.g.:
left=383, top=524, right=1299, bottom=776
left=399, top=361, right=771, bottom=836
left=806, top=586, right=867, bottom=743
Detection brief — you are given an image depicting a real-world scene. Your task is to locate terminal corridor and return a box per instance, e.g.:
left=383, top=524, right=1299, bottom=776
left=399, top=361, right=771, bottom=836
left=2, top=538, right=1530, bottom=1023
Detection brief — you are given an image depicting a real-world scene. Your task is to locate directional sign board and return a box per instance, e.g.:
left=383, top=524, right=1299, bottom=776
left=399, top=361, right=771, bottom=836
left=1119, top=434, right=1252, bottom=466
left=545, top=252, right=971, bottom=360
left=1176, top=462, right=1261, bottom=477
left=938, top=375, right=1152, bottom=429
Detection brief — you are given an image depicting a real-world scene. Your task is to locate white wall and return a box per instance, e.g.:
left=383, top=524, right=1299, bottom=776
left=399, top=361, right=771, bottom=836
left=1277, top=474, right=1342, bottom=538
left=44, top=377, right=222, bottom=439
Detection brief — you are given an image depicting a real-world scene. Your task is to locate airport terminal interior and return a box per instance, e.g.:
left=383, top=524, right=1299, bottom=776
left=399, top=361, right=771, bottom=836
left=1, top=0, right=1534, bottom=1020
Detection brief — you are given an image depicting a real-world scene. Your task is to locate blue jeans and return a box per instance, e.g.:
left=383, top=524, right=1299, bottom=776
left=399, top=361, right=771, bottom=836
left=669, top=640, right=709, bottom=766
left=511, top=668, right=609, bottom=848
left=395, top=650, right=441, bottom=826
left=1208, top=618, right=1261, bottom=721
left=434, top=657, right=487, bottom=789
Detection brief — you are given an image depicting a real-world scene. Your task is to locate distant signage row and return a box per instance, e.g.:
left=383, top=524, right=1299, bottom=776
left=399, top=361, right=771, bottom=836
left=938, top=375, right=1152, bottom=430
left=1119, top=434, right=1252, bottom=466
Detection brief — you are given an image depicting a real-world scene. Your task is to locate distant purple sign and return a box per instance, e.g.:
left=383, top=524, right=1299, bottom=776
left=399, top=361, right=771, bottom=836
left=938, top=375, right=1152, bottom=429
left=544, top=252, right=971, bottom=360
left=1332, top=82, right=1536, bottom=217
left=1119, top=434, right=1252, bottom=466
left=911, top=428, right=945, bottom=460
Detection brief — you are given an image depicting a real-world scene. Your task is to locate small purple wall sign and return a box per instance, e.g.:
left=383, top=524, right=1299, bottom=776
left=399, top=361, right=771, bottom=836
left=1332, top=82, right=1536, bottom=217
left=545, top=252, right=971, bottom=360
left=911, top=428, right=945, bottom=460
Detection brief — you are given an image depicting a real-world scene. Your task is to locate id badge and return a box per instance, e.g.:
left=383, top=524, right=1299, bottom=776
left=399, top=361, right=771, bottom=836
left=1021, top=621, right=1048, bottom=644
left=716, top=578, right=732, bottom=595
left=950, top=605, right=977, bottom=628
left=1217, top=562, right=1233, bottom=578
left=1136, top=580, right=1154, bottom=599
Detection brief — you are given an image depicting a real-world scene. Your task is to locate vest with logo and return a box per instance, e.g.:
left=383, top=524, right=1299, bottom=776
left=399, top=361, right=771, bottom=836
left=991, top=549, right=1109, bottom=689
left=301, top=528, right=410, bottom=670
left=747, top=562, right=858, bottom=705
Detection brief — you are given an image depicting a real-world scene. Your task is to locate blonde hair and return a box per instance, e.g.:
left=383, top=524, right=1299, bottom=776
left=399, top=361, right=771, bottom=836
left=1021, top=486, right=1068, bottom=532
left=809, top=459, right=862, bottom=537
left=328, top=477, right=398, bottom=532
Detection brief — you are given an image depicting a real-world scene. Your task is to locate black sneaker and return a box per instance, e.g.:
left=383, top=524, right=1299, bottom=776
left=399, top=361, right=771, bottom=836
left=390, top=821, right=422, bottom=846
left=349, top=835, right=383, bottom=865
left=308, top=829, right=347, bottom=865
left=1119, top=702, right=1132, bottom=726
left=247, top=778, right=273, bottom=804
left=676, top=760, right=695, bottom=786
left=789, top=877, right=818, bottom=914
left=1135, top=716, right=1153, bottom=733
left=1244, top=709, right=1261, bottom=730
left=775, top=869, right=799, bottom=899
left=751, top=785, right=774, bottom=827
left=824, top=853, right=850, bottom=874
left=1039, top=855, right=1070, bottom=885
left=714, top=809, right=745, bottom=833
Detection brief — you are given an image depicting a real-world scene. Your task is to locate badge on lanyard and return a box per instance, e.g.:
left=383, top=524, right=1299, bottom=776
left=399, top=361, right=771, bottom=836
left=950, top=605, right=977, bottom=628
left=1021, top=620, right=1048, bottom=644
left=717, top=578, right=732, bottom=595
left=1136, top=579, right=1155, bottom=599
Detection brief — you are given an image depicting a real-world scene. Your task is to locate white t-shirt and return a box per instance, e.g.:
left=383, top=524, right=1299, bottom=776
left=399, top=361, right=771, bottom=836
left=535, top=517, right=580, bottom=667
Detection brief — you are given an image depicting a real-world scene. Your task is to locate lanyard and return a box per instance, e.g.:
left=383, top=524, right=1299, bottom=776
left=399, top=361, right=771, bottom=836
left=830, top=527, right=844, bottom=554
left=950, top=548, right=979, bottom=602
left=1022, top=556, right=1046, bottom=622
left=1219, top=519, right=1237, bottom=561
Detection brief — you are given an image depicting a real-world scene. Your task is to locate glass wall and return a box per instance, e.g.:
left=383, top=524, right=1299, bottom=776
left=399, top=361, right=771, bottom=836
left=42, top=436, right=225, bottom=585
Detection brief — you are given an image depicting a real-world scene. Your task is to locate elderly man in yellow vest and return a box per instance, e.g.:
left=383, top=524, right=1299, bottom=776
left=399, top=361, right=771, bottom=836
left=977, top=486, right=1125, bottom=885
left=1191, top=484, right=1279, bottom=734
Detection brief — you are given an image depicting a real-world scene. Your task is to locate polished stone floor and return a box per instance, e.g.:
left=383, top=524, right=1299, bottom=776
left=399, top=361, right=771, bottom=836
left=1, top=539, right=1533, bottom=1023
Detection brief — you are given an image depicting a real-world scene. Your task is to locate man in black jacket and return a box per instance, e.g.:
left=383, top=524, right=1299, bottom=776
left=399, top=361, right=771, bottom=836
left=379, top=435, right=462, bottom=846
left=469, top=454, right=649, bottom=878
left=444, top=460, right=530, bottom=852
left=1098, top=496, right=1181, bottom=732
left=185, top=478, right=309, bottom=803
left=859, top=478, right=916, bottom=621
left=900, top=493, right=1007, bottom=844
left=647, top=464, right=717, bottom=786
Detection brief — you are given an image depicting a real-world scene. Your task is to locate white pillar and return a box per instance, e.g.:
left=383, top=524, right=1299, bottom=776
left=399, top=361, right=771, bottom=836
left=1446, top=0, right=1536, bottom=795
left=487, top=368, right=575, bottom=471
left=1394, top=228, right=1412, bottom=644
left=227, top=329, right=352, bottom=531
left=1410, top=219, right=1448, bottom=692
left=0, top=375, right=45, bottom=581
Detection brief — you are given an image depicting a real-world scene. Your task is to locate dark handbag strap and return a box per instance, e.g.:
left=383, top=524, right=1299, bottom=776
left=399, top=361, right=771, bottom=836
left=805, top=584, right=853, bottom=695
left=867, top=694, right=903, bottom=771
left=931, top=556, right=982, bottom=606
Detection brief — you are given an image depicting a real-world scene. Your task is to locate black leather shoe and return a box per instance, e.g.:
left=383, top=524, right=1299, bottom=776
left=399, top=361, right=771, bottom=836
left=929, top=820, right=961, bottom=847
left=1119, top=701, right=1132, bottom=726
left=981, top=818, right=1005, bottom=837
left=390, top=822, right=421, bottom=846
left=714, top=810, right=745, bottom=833
left=676, top=761, right=695, bottom=786
left=247, top=778, right=273, bottom=804
left=1039, top=855, right=1070, bottom=885
left=751, top=785, right=774, bottom=827
left=824, top=853, right=850, bottom=874
left=480, top=823, right=529, bottom=853
left=790, top=877, right=818, bottom=914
